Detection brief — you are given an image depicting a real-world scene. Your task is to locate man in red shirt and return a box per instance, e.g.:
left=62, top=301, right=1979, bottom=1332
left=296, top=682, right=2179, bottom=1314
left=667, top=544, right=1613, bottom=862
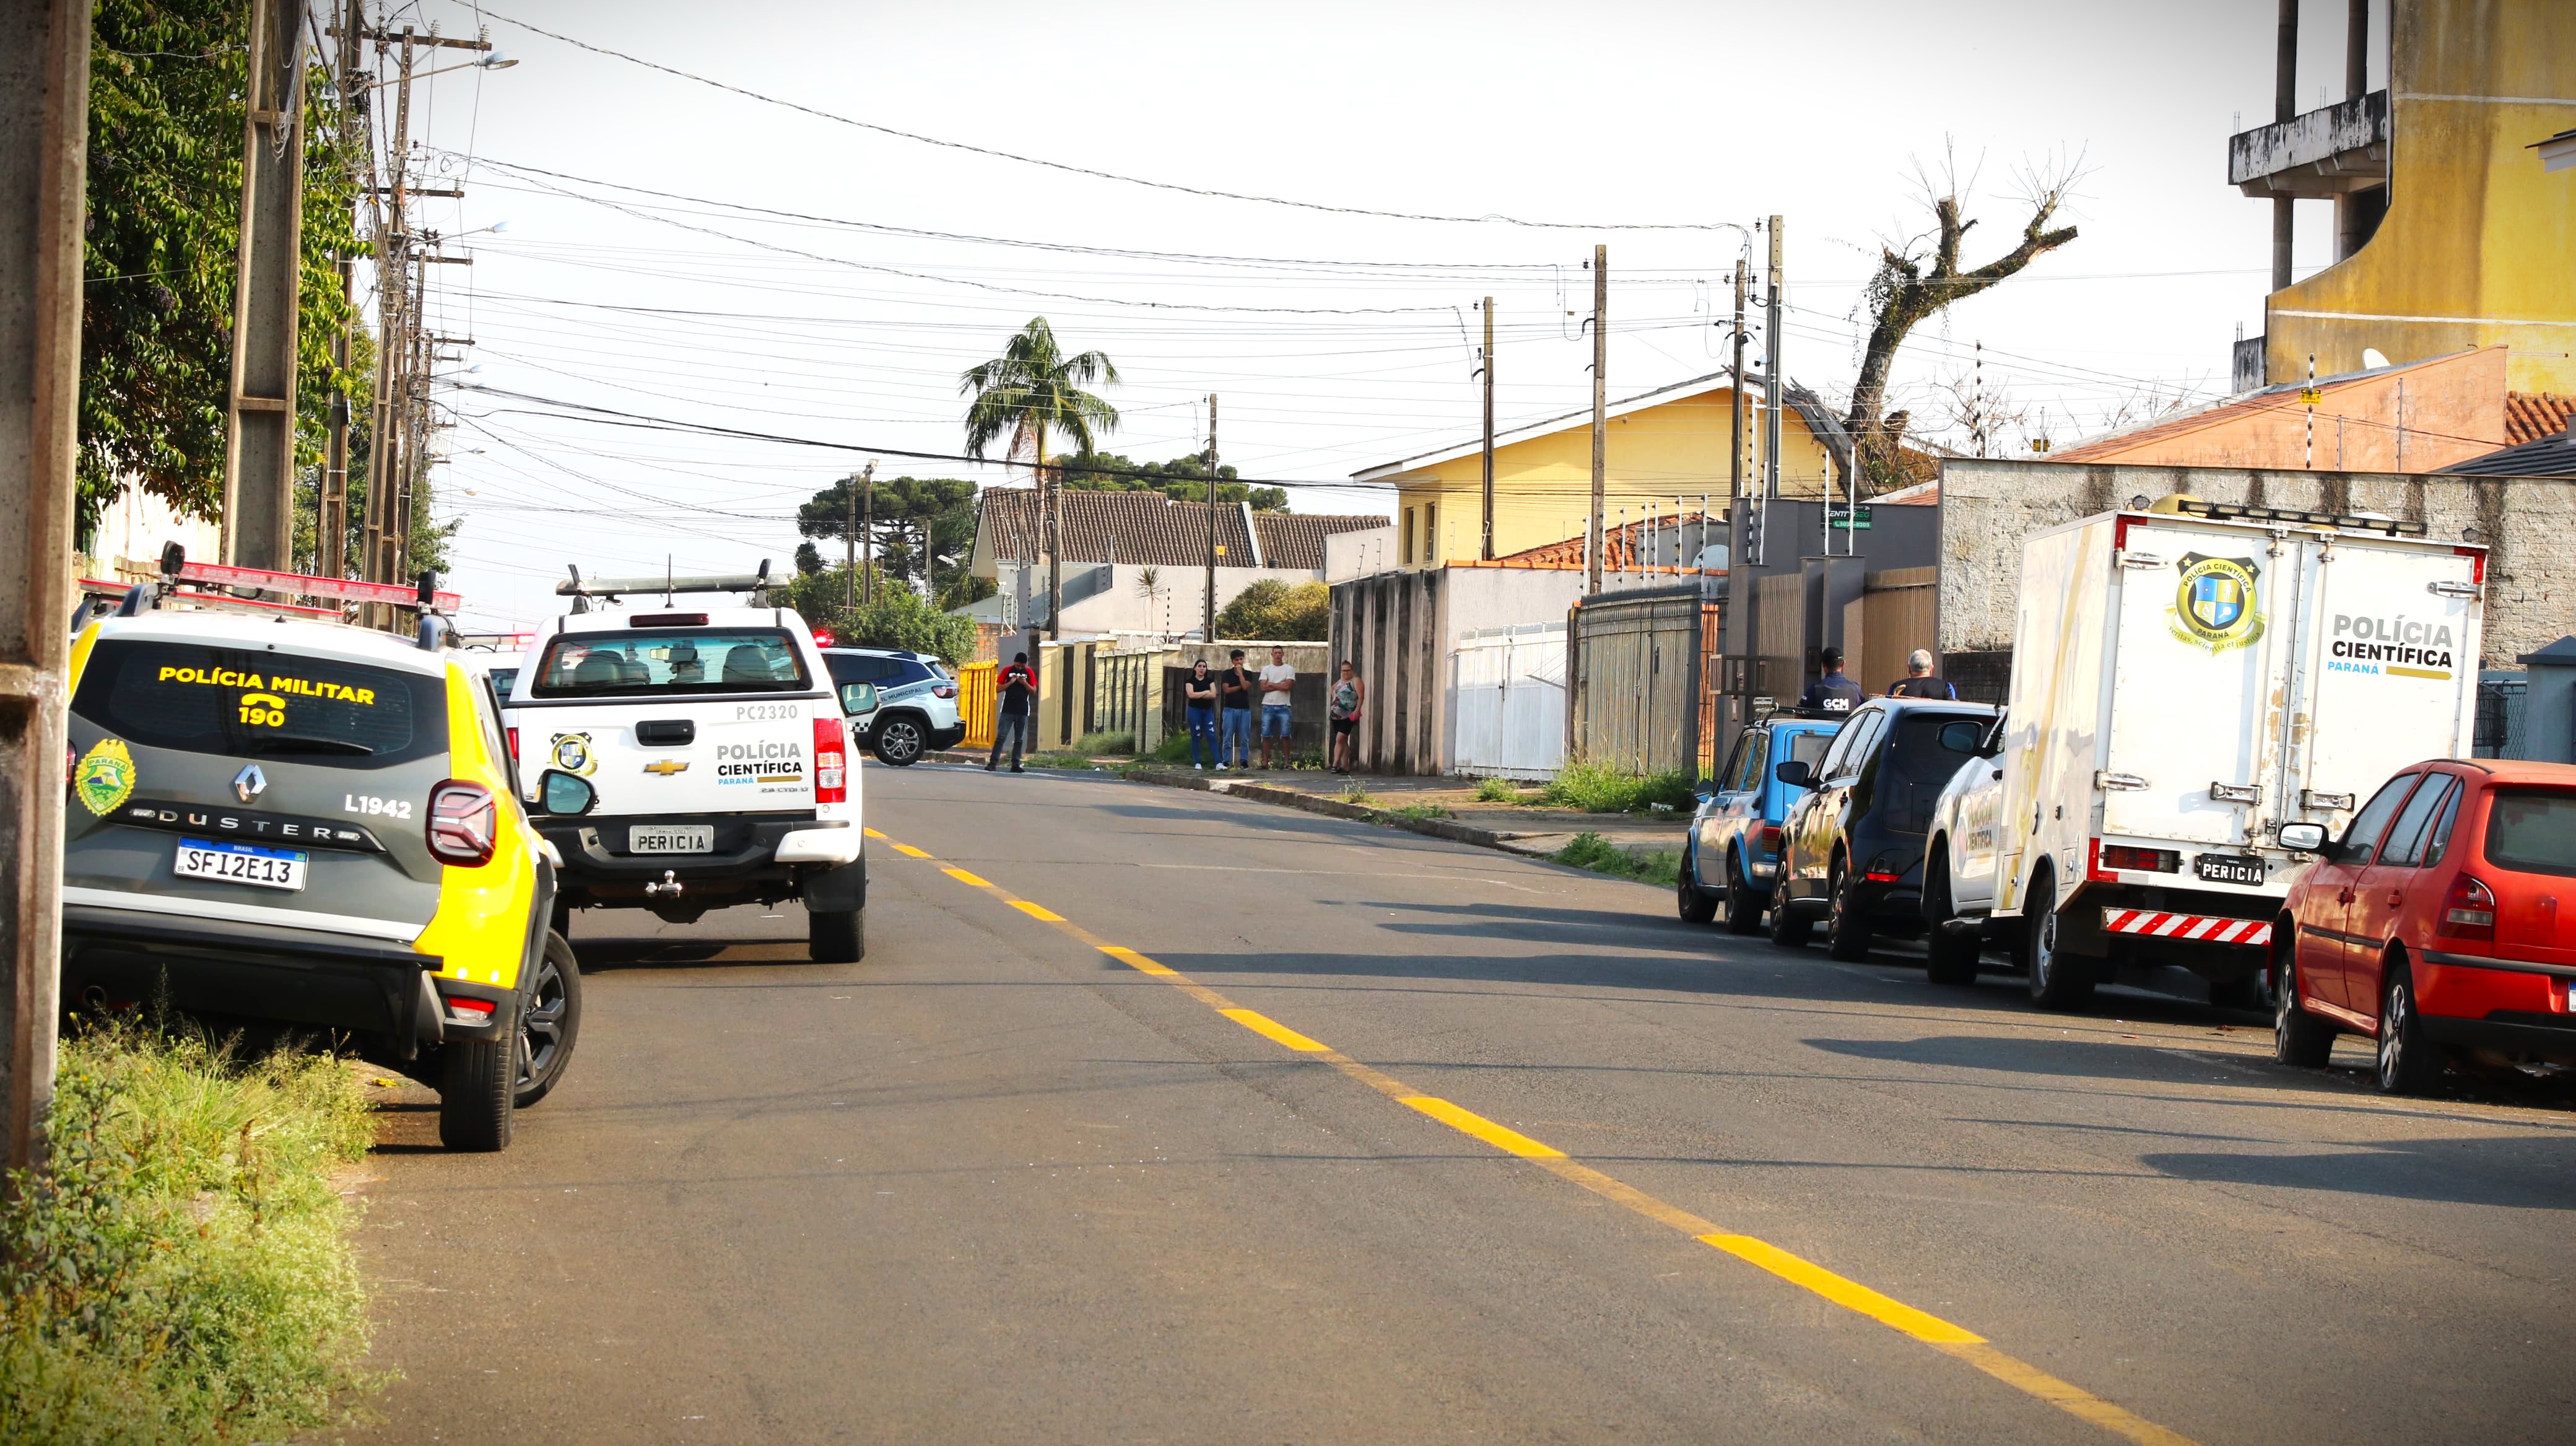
left=987, top=652, right=1038, bottom=773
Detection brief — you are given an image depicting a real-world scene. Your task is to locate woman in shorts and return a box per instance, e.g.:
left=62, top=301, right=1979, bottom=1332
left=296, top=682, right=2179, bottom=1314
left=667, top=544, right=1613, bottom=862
left=1328, top=659, right=1365, bottom=774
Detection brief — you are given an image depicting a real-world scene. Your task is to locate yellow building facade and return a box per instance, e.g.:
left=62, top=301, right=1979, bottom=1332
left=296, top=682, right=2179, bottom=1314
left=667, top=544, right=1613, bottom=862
left=2253, top=0, right=2576, bottom=394
left=1351, top=375, right=1835, bottom=568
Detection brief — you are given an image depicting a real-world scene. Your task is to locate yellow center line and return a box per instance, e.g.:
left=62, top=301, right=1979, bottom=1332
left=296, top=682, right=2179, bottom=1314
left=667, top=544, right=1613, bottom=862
left=866, top=829, right=2197, bottom=1446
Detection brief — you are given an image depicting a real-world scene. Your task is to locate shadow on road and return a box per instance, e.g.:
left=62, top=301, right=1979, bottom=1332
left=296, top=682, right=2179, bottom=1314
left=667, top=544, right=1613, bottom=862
left=2139, top=1136, right=2576, bottom=1208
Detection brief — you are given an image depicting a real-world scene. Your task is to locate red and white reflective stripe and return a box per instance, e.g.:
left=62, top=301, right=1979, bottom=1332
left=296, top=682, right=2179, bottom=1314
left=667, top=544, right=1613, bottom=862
left=2100, top=908, right=2271, bottom=946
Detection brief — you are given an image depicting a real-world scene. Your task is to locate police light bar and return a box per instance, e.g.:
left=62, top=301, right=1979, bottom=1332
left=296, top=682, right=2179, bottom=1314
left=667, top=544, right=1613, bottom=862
left=2167, top=499, right=2427, bottom=538
left=557, top=560, right=773, bottom=605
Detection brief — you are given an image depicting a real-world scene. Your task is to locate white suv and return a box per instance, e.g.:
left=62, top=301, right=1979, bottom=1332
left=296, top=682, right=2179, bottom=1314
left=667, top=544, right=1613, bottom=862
left=822, top=648, right=964, bottom=766
left=503, top=606, right=871, bottom=960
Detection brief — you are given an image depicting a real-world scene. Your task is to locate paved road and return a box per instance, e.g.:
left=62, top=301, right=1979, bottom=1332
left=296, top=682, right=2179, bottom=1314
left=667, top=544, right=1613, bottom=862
left=355, top=763, right=2576, bottom=1445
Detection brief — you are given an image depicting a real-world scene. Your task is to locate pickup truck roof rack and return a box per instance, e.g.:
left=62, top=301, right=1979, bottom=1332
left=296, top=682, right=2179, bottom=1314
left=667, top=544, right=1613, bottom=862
left=2161, top=499, right=2429, bottom=538
left=557, top=560, right=773, bottom=612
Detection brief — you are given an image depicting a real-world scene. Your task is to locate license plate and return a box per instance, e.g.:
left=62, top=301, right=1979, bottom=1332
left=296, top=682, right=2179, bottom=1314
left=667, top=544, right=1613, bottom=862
left=2193, top=853, right=2266, bottom=886
left=630, top=824, right=714, bottom=854
left=175, top=837, right=308, bottom=892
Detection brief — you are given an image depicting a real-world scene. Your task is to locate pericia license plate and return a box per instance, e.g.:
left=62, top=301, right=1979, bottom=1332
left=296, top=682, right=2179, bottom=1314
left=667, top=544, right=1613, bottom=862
left=175, top=837, right=308, bottom=892
left=2193, top=853, right=2266, bottom=886
left=630, top=824, right=714, bottom=854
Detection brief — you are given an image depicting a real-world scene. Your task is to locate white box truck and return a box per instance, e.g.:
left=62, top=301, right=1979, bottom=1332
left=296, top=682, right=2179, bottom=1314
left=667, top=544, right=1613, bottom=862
left=1970, top=497, right=2486, bottom=1009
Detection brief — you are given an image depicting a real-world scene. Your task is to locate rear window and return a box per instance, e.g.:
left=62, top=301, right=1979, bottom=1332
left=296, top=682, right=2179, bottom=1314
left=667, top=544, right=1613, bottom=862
left=1782, top=730, right=1832, bottom=773
left=71, top=640, right=445, bottom=770
left=531, top=629, right=810, bottom=697
left=1874, top=713, right=1988, bottom=833
left=2483, top=788, right=2576, bottom=879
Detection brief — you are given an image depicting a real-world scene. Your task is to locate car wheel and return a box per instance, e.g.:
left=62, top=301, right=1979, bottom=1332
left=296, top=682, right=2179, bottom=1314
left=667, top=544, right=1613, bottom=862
left=2273, top=935, right=2335, bottom=1068
left=1825, top=861, right=1872, bottom=961
left=1723, top=851, right=1765, bottom=936
left=1767, top=879, right=1814, bottom=949
left=513, top=931, right=582, bottom=1109
left=810, top=905, right=865, bottom=964
left=1676, top=843, right=1719, bottom=924
left=2024, top=865, right=2094, bottom=1010
left=872, top=716, right=926, bottom=766
left=2375, top=957, right=2444, bottom=1095
left=438, top=1000, right=517, bottom=1152
left=1923, top=853, right=1979, bottom=985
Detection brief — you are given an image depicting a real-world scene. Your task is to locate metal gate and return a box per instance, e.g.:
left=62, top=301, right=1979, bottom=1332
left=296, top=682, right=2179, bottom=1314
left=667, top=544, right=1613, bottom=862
left=1451, top=624, right=1565, bottom=780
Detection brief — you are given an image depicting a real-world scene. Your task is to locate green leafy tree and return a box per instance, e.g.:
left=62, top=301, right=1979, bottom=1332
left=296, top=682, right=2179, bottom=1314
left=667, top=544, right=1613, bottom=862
left=960, top=318, right=1121, bottom=473
left=1214, top=579, right=1328, bottom=641
left=82, top=0, right=372, bottom=550
left=1055, top=450, right=1287, bottom=512
left=797, top=475, right=978, bottom=596
left=788, top=575, right=975, bottom=665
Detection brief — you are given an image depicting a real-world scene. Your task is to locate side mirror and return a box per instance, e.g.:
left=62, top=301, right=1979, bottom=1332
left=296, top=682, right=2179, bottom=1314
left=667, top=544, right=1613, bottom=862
left=838, top=681, right=881, bottom=718
left=1773, top=759, right=1813, bottom=789
left=2278, top=822, right=2327, bottom=853
left=534, top=769, right=596, bottom=817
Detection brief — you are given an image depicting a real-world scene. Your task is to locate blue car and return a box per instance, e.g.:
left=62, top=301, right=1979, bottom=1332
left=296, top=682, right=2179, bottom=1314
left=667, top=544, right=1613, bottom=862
left=1678, top=717, right=1840, bottom=933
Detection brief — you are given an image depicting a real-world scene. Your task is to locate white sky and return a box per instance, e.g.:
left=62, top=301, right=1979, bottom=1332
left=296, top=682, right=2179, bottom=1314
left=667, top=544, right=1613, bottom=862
left=383, top=0, right=2387, bottom=629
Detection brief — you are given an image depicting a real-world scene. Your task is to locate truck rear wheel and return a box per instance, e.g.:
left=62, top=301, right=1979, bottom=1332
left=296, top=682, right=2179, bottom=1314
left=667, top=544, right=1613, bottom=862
left=2024, top=867, right=2094, bottom=1011
left=810, top=906, right=865, bottom=964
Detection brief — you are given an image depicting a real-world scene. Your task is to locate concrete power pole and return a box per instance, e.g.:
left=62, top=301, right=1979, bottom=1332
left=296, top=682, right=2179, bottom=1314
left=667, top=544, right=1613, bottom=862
left=1728, top=258, right=1747, bottom=512
left=1203, top=395, right=1219, bottom=646
left=1479, top=298, right=1495, bottom=560
left=1, top=0, right=91, bottom=1173
left=1587, top=245, right=1607, bottom=595
left=860, top=464, right=875, bottom=605
left=219, top=0, right=312, bottom=572
left=1043, top=448, right=1062, bottom=640
left=1762, top=217, right=1785, bottom=511
left=2272, top=0, right=2297, bottom=293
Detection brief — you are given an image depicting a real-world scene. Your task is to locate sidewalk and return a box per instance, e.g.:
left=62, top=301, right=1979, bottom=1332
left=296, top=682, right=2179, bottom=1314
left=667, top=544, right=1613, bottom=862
left=1110, top=765, right=1690, bottom=864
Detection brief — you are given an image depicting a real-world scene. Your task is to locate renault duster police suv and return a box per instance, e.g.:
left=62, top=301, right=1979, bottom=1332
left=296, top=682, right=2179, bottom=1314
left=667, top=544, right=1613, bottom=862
left=504, top=604, right=870, bottom=960
left=59, top=606, right=582, bottom=1151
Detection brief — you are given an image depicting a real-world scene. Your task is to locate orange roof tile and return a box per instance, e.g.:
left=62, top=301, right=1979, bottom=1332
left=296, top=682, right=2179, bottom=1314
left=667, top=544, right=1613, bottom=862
left=2506, top=391, right=2574, bottom=445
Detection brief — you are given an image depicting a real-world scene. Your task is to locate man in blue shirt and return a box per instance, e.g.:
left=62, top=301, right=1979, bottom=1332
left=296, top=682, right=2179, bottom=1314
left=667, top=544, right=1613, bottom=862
left=1799, top=649, right=1866, bottom=715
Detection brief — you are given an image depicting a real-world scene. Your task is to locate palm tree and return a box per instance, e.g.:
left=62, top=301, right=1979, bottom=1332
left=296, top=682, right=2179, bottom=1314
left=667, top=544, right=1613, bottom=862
left=960, top=318, right=1120, bottom=638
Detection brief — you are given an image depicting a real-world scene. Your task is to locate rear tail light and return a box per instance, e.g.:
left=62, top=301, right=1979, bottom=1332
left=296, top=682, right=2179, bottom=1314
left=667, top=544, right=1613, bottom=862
left=443, top=995, right=496, bottom=1027
left=932, top=685, right=956, bottom=699
left=2440, top=874, right=2496, bottom=941
left=427, top=780, right=497, bottom=866
left=1756, top=824, right=1782, bottom=856
left=2101, top=845, right=2181, bottom=873
left=813, top=715, right=847, bottom=804
left=505, top=727, right=519, bottom=760
left=1864, top=871, right=1902, bottom=884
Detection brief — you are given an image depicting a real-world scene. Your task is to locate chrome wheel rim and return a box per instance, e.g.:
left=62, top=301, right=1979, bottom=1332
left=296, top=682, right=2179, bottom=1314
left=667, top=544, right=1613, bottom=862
left=2275, top=956, right=2297, bottom=1055
left=2034, top=909, right=2057, bottom=985
left=882, top=720, right=922, bottom=763
left=2378, top=980, right=2407, bottom=1086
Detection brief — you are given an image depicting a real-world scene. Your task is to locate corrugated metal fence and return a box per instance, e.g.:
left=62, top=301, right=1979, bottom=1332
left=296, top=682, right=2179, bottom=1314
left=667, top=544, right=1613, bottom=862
left=1568, top=585, right=1718, bottom=778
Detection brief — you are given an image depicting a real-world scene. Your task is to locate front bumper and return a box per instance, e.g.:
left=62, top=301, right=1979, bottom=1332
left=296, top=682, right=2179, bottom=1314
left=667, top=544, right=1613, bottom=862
left=58, top=904, right=504, bottom=1058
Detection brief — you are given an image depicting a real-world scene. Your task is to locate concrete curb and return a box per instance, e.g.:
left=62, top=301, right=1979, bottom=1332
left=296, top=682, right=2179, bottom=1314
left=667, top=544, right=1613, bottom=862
left=1113, top=767, right=1646, bottom=861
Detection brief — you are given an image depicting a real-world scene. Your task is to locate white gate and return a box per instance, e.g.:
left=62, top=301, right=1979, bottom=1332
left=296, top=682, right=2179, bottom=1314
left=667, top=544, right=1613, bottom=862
left=1450, top=624, right=1566, bottom=780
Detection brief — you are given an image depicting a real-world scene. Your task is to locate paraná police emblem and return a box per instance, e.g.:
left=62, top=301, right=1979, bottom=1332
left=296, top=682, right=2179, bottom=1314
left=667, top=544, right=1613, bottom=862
left=2169, top=554, right=2265, bottom=654
left=75, top=738, right=137, bottom=817
left=550, top=732, right=596, bottom=776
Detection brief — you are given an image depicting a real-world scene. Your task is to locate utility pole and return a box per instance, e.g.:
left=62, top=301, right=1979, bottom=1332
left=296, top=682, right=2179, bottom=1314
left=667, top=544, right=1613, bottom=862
left=1, top=0, right=90, bottom=1173
left=1588, top=245, right=1607, bottom=595
left=2272, top=0, right=2297, bottom=293
left=219, top=0, right=312, bottom=572
left=1731, top=256, right=1751, bottom=572
left=1203, top=395, right=1220, bottom=646
left=1762, top=217, right=1785, bottom=513
left=321, top=252, right=350, bottom=576
left=1479, top=298, right=1495, bottom=560
left=861, top=464, right=875, bottom=604
left=1043, top=447, right=1061, bottom=640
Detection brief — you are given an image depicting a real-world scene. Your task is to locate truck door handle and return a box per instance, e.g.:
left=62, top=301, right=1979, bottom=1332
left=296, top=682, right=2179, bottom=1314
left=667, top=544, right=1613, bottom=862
left=2337, top=888, right=2355, bottom=905
left=2387, top=890, right=2404, bottom=907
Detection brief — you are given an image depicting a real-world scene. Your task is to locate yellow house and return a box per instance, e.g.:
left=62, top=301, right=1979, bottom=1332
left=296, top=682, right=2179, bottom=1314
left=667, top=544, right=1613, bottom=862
left=1351, top=372, right=1837, bottom=567
left=2232, top=0, right=2575, bottom=394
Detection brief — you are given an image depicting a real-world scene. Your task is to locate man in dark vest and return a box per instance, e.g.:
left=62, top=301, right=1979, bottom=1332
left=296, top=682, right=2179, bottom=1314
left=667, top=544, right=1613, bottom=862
left=1886, top=648, right=1958, bottom=700
left=1799, top=648, right=1866, bottom=715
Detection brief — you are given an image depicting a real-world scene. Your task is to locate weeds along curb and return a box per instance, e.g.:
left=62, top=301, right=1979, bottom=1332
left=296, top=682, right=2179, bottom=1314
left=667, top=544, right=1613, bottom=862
left=1116, top=767, right=1665, bottom=863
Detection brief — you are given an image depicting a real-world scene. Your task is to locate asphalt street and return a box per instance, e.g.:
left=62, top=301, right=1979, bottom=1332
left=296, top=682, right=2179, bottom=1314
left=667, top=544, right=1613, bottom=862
left=354, top=762, right=2576, bottom=1445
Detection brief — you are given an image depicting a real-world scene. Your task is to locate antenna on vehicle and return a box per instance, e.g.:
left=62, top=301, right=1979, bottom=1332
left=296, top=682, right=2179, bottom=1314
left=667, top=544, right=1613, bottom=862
left=665, top=554, right=674, bottom=607
left=415, top=571, right=452, bottom=651
left=751, top=558, right=772, bottom=606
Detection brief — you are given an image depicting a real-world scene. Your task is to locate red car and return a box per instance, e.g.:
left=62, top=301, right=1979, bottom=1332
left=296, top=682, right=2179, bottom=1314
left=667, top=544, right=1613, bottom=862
left=2273, top=759, right=2576, bottom=1092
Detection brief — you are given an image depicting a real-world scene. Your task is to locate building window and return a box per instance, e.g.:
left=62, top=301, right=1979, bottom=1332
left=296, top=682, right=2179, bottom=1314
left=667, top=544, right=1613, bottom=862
left=1424, top=502, right=1438, bottom=563
left=1401, top=506, right=1416, bottom=564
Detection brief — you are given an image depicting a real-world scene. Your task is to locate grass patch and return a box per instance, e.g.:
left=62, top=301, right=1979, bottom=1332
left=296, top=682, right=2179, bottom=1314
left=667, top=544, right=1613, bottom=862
left=1335, top=782, right=1377, bottom=808
left=1539, top=760, right=1700, bottom=814
left=1147, top=730, right=1195, bottom=764
left=1386, top=802, right=1450, bottom=822
left=1073, top=731, right=1134, bottom=756
left=1549, top=832, right=1683, bottom=887
left=1020, top=752, right=1102, bottom=770
left=0, top=1021, right=379, bottom=1444
left=1471, top=777, right=1526, bottom=804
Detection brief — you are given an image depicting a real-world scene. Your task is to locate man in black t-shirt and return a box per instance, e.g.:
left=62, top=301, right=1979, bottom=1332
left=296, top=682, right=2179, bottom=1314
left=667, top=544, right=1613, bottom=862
left=1216, top=648, right=1256, bottom=769
left=1799, top=649, right=1866, bottom=715
left=1886, top=648, right=1958, bottom=700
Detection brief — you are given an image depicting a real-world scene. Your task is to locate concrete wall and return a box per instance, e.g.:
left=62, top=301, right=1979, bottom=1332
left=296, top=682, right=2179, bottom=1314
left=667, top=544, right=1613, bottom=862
left=1934, top=458, right=2575, bottom=670
left=1326, top=526, right=1396, bottom=583
left=2265, top=0, right=2576, bottom=394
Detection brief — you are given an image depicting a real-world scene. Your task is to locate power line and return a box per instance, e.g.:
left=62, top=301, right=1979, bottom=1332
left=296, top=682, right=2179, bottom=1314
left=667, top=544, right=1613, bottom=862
left=471, top=7, right=1729, bottom=232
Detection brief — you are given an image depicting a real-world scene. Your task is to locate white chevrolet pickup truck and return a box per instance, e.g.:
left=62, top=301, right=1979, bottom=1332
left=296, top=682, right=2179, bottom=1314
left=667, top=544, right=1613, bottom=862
left=503, top=604, right=875, bottom=961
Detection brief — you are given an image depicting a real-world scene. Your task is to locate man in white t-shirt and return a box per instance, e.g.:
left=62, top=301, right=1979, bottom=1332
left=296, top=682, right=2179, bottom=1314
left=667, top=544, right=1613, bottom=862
left=1257, top=646, right=1297, bottom=768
